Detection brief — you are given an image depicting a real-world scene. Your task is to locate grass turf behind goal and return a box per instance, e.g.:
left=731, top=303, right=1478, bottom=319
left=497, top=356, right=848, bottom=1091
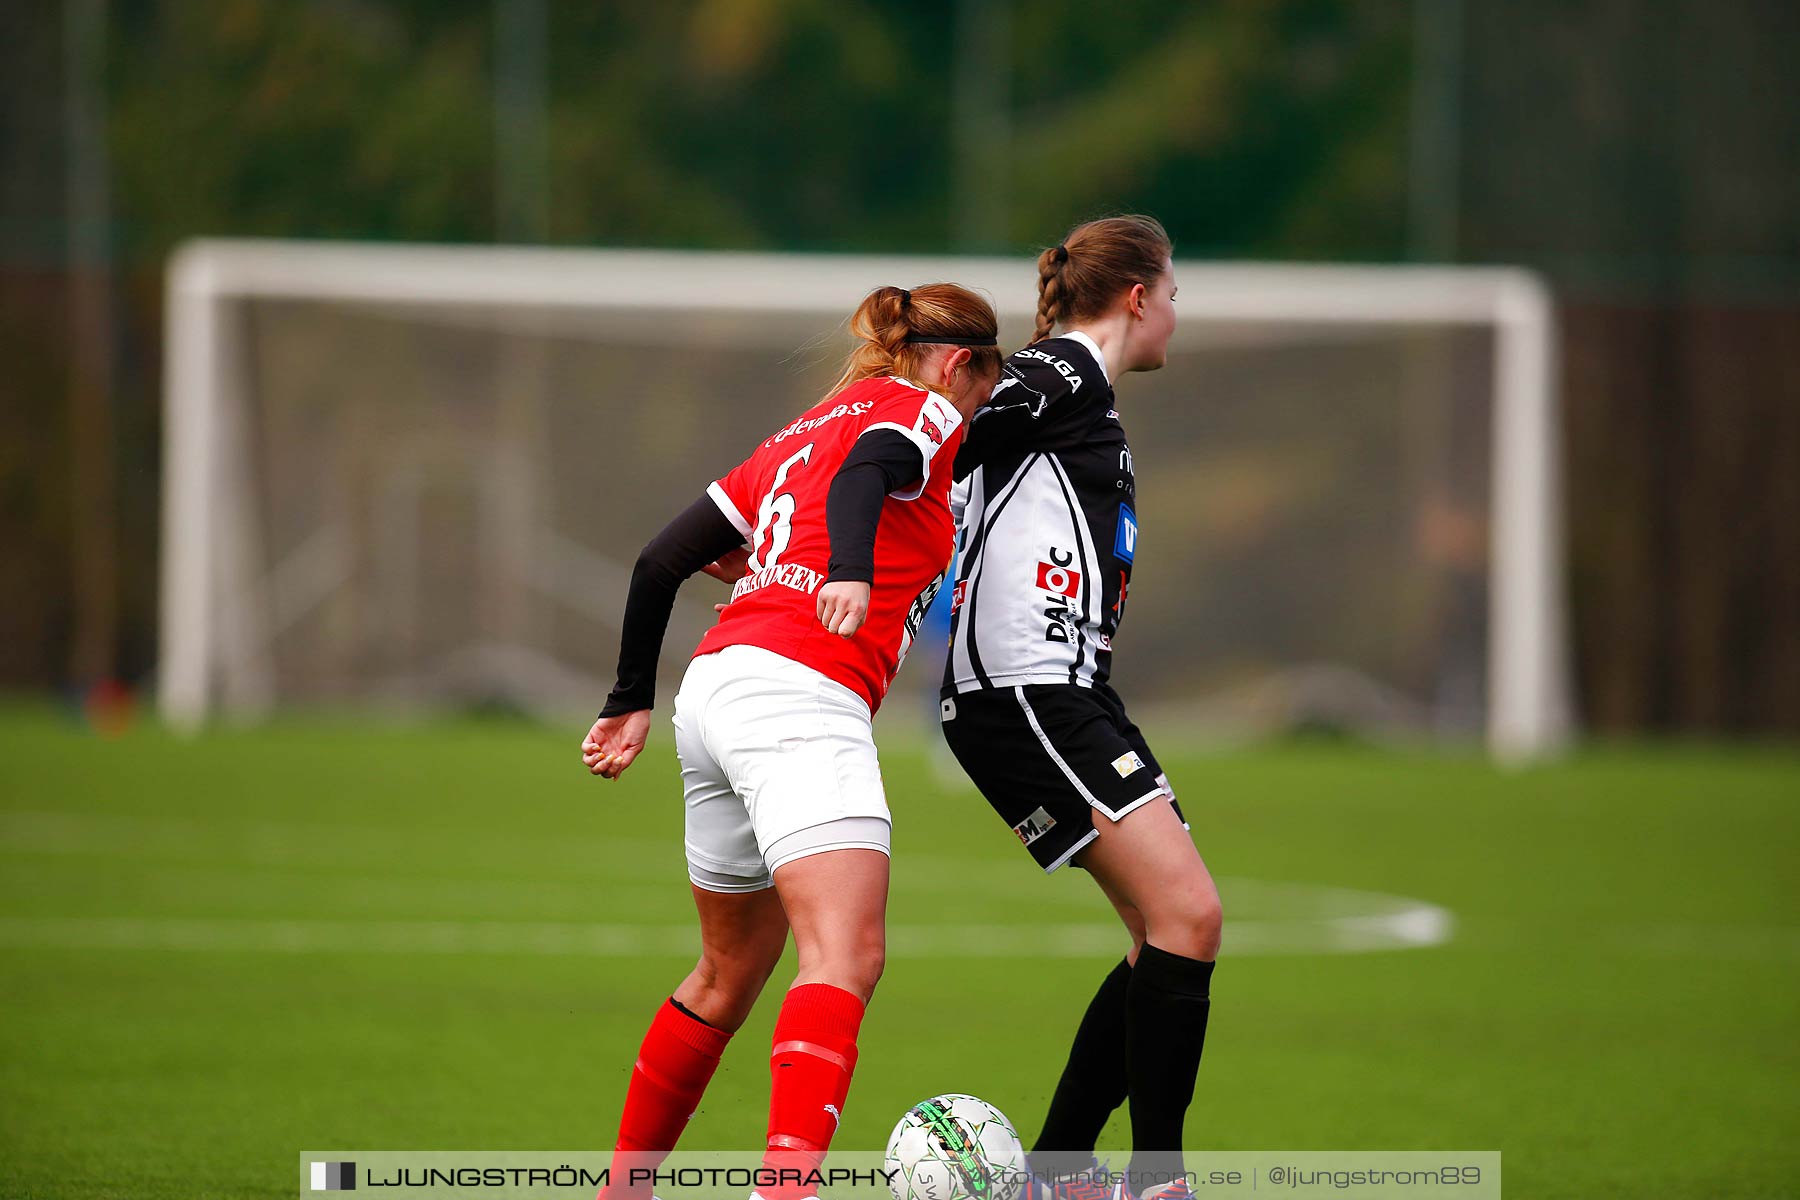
left=0, top=708, right=1793, bottom=1199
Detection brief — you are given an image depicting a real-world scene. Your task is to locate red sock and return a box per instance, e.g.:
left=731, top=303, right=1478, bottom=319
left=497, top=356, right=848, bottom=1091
left=600, top=998, right=732, bottom=1200
left=758, top=983, right=866, bottom=1200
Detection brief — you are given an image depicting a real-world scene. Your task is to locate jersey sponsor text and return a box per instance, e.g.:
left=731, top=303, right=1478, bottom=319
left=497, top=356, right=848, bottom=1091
left=767, top=399, right=876, bottom=447
left=1036, top=555, right=1082, bottom=598
left=1012, top=346, right=1084, bottom=391
left=731, top=561, right=824, bottom=601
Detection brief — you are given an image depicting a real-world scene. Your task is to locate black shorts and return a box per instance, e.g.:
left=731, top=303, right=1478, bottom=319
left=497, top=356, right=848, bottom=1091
left=939, top=682, right=1186, bottom=872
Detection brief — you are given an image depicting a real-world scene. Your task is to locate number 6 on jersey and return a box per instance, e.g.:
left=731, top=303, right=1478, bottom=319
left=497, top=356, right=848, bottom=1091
left=747, top=443, right=813, bottom=572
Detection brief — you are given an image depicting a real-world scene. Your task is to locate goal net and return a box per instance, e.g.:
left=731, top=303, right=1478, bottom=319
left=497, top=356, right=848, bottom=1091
left=161, top=241, right=1571, bottom=759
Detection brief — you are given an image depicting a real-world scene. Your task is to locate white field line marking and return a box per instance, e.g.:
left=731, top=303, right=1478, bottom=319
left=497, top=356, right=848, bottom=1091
left=0, top=903, right=1452, bottom=959
left=0, top=809, right=1456, bottom=955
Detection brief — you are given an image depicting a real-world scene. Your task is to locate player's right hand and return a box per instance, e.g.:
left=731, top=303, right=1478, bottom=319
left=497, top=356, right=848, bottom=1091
left=816, top=580, right=870, bottom=638
left=582, top=710, right=651, bottom=780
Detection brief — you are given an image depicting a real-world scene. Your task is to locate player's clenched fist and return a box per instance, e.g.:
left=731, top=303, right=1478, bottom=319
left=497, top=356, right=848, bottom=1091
left=581, top=710, right=651, bottom=780
left=816, top=580, right=870, bottom=638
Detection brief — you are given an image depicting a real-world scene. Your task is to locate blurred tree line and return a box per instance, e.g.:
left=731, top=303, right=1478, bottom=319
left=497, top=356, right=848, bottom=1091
left=2, top=0, right=1794, bottom=735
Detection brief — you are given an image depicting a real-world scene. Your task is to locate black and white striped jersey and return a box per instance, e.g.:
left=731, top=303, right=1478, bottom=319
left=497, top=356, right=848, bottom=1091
left=943, top=332, right=1140, bottom=695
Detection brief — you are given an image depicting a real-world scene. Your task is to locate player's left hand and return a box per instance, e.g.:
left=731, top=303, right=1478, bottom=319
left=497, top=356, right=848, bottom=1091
left=700, top=545, right=751, bottom=585
left=816, top=580, right=870, bottom=638
left=581, top=710, right=652, bottom=780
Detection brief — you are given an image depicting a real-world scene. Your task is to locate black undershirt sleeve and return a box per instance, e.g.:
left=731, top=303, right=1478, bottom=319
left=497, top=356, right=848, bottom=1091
left=598, top=494, right=747, bottom=718
left=953, top=345, right=1106, bottom=479
left=825, top=429, right=927, bottom=585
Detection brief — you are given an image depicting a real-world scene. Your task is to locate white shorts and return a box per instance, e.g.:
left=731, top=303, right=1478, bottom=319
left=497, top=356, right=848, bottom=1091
left=672, top=644, right=892, bottom=893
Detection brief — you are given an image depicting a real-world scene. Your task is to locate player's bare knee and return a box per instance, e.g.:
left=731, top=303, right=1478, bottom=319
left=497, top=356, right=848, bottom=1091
left=1143, top=886, right=1221, bottom=960
left=1193, top=889, right=1223, bottom=958
left=791, top=930, right=884, bottom=998
left=838, top=929, right=886, bottom=993
left=695, top=947, right=763, bottom=1000
left=849, top=939, right=888, bottom=997
left=867, top=940, right=887, bottom=989
left=1175, top=878, right=1222, bottom=951
left=677, top=963, right=754, bottom=1031
left=845, top=960, right=884, bottom=1003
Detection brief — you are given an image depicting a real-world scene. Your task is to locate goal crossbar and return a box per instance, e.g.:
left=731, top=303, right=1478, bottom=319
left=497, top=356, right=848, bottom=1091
left=161, top=239, right=1571, bottom=759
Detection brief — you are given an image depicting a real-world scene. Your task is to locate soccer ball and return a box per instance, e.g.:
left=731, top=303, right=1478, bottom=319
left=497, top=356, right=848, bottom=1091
left=885, top=1093, right=1028, bottom=1200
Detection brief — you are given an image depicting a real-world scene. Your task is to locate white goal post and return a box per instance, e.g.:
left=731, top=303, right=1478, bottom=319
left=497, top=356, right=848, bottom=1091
left=161, top=239, right=1571, bottom=760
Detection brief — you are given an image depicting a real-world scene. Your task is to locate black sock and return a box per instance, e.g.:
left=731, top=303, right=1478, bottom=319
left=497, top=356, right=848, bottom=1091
left=1033, top=957, right=1133, bottom=1173
left=1125, top=944, right=1214, bottom=1189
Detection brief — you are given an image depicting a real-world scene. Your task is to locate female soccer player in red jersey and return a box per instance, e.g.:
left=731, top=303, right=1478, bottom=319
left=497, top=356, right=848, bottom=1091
left=939, top=216, right=1220, bottom=1200
left=580, top=283, right=1001, bottom=1200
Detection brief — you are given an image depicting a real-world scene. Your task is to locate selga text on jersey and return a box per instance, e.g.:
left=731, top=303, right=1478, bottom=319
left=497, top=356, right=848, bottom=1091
left=943, top=332, right=1139, bottom=694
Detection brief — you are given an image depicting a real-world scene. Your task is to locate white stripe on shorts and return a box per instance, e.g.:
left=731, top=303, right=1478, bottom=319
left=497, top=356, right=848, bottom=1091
left=1013, top=685, right=1102, bottom=806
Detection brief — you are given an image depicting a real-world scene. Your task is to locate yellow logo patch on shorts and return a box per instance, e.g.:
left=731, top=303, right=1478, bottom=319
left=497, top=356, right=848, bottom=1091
left=1111, top=751, right=1146, bottom=777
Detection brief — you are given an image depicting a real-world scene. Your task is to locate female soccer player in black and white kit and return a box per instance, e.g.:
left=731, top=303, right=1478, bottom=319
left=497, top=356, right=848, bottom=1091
left=939, top=216, right=1220, bottom=1200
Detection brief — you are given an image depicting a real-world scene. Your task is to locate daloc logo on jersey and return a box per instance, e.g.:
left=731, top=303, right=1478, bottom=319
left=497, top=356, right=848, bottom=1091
left=1115, top=506, right=1138, bottom=563
left=1036, top=560, right=1082, bottom=599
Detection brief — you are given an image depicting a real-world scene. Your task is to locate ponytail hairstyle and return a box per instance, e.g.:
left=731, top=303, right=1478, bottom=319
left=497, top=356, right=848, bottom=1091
left=825, top=282, right=1002, bottom=399
left=1031, top=214, right=1173, bottom=344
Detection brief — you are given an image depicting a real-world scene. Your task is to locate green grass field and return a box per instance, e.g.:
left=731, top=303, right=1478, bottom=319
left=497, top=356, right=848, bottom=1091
left=1, top=707, right=1795, bottom=1199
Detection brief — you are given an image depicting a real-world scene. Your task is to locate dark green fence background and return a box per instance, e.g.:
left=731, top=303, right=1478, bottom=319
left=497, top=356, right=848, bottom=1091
left=2, top=1, right=1794, bottom=735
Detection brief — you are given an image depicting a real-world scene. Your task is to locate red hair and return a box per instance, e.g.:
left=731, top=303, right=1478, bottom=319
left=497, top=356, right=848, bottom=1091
left=827, top=283, right=1001, bottom=399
